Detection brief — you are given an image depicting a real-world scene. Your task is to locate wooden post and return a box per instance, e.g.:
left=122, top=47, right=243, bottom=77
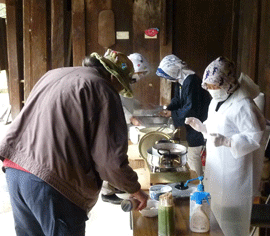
left=29, top=0, right=47, bottom=87
left=236, top=0, right=260, bottom=80
left=51, top=0, right=64, bottom=69
left=133, top=0, right=161, bottom=108
left=23, top=0, right=31, bottom=102
left=0, top=18, right=8, bottom=71
left=257, top=0, right=270, bottom=120
left=72, top=0, right=85, bottom=66
left=6, top=0, right=22, bottom=118
left=159, top=0, right=173, bottom=106
left=23, top=0, right=47, bottom=101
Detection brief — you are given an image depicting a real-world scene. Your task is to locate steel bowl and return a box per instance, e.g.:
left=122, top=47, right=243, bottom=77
left=151, top=143, right=187, bottom=167
left=146, top=147, right=187, bottom=171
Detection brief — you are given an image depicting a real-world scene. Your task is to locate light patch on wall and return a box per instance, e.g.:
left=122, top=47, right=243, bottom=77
left=116, top=31, right=129, bottom=40
left=145, top=34, right=157, bottom=39
left=0, top=3, right=6, bottom=19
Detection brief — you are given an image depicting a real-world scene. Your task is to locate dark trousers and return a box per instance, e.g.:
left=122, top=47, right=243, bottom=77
left=5, top=168, right=88, bottom=236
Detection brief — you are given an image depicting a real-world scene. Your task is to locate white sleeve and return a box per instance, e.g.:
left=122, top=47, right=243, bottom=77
left=230, top=100, right=266, bottom=158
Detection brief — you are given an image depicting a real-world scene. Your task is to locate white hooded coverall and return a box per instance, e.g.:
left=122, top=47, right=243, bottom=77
left=204, top=74, right=267, bottom=236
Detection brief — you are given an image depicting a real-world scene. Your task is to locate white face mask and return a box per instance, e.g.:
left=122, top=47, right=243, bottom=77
left=208, top=88, right=229, bottom=102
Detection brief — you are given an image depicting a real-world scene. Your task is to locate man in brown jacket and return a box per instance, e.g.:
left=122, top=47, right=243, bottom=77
left=0, top=49, right=148, bottom=236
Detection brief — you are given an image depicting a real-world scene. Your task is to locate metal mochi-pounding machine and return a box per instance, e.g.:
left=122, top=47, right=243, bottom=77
left=138, top=128, right=191, bottom=185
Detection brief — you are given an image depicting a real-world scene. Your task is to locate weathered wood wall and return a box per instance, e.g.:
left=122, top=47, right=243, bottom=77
left=237, top=0, right=270, bottom=118
left=173, top=0, right=235, bottom=78
left=5, top=0, right=172, bottom=119
left=0, top=18, right=8, bottom=71
left=3, top=0, right=270, bottom=120
left=6, top=0, right=23, bottom=118
left=257, top=0, right=270, bottom=119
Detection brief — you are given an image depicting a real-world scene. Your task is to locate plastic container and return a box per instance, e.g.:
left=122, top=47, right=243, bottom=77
left=149, top=185, right=172, bottom=201
left=140, top=199, right=159, bottom=217
left=185, top=176, right=211, bottom=233
left=121, top=198, right=140, bottom=212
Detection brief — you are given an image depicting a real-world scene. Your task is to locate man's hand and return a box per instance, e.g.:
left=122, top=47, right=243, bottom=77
left=131, top=189, right=149, bottom=211
left=185, top=117, right=207, bottom=134
left=209, top=133, right=231, bottom=147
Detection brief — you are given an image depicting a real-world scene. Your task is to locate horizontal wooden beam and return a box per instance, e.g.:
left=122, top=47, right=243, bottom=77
left=0, top=1, right=5, bottom=4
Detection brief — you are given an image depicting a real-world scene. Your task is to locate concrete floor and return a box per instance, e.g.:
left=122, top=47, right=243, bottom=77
left=0, top=120, right=132, bottom=236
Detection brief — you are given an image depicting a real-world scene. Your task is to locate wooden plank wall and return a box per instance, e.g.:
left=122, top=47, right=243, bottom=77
left=8, top=0, right=69, bottom=117
left=159, top=0, right=173, bottom=106
left=24, top=0, right=48, bottom=101
left=173, top=0, right=234, bottom=79
left=258, top=0, right=270, bottom=120
left=237, top=0, right=270, bottom=119
left=72, top=0, right=85, bottom=66
left=132, top=0, right=161, bottom=108
left=51, top=0, right=64, bottom=69
left=6, top=0, right=172, bottom=119
left=4, top=0, right=270, bottom=119
left=6, top=0, right=23, bottom=118
left=0, top=18, right=8, bottom=71
left=237, top=0, right=260, bottom=80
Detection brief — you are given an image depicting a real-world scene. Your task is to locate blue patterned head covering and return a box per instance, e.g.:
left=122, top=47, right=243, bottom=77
left=156, top=55, right=195, bottom=82
left=202, top=57, right=239, bottom=93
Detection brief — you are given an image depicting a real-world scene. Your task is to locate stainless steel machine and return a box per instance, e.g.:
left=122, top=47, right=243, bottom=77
left=138, top=131, right=191, bottom=185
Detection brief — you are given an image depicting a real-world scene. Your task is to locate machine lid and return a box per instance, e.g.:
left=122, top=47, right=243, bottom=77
left=153, top=143, right=187, bottom=155
left=138, top=131, right=171, bottom=160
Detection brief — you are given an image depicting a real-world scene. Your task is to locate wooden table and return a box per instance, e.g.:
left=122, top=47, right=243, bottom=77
left=132, top=197, right=224, bottom=236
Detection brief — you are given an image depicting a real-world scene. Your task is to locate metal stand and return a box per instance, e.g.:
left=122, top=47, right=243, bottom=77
left=250, top=194, right=270, bottom=236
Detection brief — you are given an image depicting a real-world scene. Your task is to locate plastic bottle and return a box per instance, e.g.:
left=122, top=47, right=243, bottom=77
left=121, top=198, right=140, bottom=212
left=185, top=176, right=211, bottom=233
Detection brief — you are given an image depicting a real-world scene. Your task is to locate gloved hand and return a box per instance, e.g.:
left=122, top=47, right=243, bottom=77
left=209, top=133, right=231, bottom=147
left=185, top=117, right=207, bottom=134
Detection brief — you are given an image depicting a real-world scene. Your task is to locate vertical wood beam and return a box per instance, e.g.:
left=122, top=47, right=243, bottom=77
left=230, top=0, right=240, bottom=65
left=258, top=0, right=270, bottom=119
left=24, top=0, right=47, bottom=100
left=237, top=0, right=259, bottom=80
left=111, top=0, right=133, bottom=54
left=133, top=0, right=161, bottom=107
left=72, top=0, right=85, bottom=66
left=51, top=0, right=64, bottom=69
left=0, top=18, right=8, bottom=71
left=23, top=0, right=31, bottom=101
left=159, top=0, right=173, bottom=106
left=85, top=0, right=112, bottom=56
left=31, top=0, right=47, bottom=81
left=6, top=0, right=22, bottom=118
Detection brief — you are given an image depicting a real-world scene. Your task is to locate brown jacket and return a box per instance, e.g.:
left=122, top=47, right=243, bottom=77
left=0, top=66, right=141, bottom=213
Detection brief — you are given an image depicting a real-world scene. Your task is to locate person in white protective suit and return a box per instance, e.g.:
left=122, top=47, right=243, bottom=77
left=101, top=53, right=151, bottom=204
left=185, top=56, right=268, bottom=236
